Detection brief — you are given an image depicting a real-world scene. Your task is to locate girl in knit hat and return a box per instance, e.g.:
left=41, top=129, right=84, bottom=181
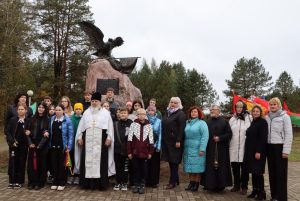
left=68, top=103, right=83, bottom=185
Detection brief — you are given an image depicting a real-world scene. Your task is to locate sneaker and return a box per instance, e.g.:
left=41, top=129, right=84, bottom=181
left=113, top=183, right=121, bottom=191
left=121, top=183, right=128, bottom=191
left=14, top=183, right=21, bottom=188
left=50, top=185, right=58, bottom=190
left=47, top=174, right=53, bottom=184
left=7, top=184, right=14, bottom=189
left=67, top=177, right=74, bottom=185
left=139, top=186, right=145, bottom=194
left=132, top=185, right=140, bottom=193
left=73, top=177, right=80, bottom=185
left=57, top=186, right=65, bottom=191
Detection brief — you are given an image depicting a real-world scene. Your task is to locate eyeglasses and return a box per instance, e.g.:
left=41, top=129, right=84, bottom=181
left=137, top=113, right=146, bottom=115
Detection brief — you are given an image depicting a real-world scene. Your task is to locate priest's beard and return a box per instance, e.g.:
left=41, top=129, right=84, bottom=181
left=90, top=106, right=100, bottom=114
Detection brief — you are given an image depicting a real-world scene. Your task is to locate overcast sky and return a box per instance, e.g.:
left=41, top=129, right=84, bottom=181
left=88, top=0, right=300, bottom=102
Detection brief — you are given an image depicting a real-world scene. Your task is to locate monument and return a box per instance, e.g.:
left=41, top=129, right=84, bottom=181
left=79, top=21, right=142, bottom=106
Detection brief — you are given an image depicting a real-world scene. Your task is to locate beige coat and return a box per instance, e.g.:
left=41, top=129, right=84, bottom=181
left=229, top=114, right=252, bottom=162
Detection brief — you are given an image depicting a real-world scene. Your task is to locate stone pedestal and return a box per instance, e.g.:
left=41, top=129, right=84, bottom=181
left=85, top=59, right=142, bottom=106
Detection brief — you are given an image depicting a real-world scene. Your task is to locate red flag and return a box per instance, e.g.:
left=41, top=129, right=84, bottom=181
left=232, top=95, right=268, bottom=115
left=253, top=97, right=269, bottom=110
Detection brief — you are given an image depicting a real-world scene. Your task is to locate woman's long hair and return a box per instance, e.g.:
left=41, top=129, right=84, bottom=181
left=131, top=99, right=144, bottom=114
left=31, top=102, right=49, bottom=129
left=60, top=96, right=73, bottom=116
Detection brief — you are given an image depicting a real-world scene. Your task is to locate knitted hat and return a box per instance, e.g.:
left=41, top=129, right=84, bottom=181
left=147, top=105, right=156, bottom=112
left=91, top=92, right=102, bottom=101
left=74, top=103, right=83, bottom=111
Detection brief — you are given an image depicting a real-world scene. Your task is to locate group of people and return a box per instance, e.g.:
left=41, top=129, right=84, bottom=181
left=4, top=89, right=293, bottom=200
left=228, top=98, right=293, bottom=201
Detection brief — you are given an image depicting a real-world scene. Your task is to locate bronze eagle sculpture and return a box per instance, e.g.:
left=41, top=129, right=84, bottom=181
left=79, top=21, right=138, bottom=74
left=79, top=21, right=124, bottom=58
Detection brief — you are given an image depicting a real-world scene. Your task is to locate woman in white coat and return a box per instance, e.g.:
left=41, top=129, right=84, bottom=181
left=229, top=101, right=252, bottom=194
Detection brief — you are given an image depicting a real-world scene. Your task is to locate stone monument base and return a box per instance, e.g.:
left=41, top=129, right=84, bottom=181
left=85, top=59, right=142, bottom=106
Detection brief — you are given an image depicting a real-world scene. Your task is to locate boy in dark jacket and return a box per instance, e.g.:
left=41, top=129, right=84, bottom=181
left=127, top=108, right=154, bottom=194
left=113, top=108, right=132, bottom=191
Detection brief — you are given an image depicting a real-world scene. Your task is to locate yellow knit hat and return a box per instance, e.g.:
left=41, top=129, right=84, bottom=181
left=74, top=103, right=84, bottom=111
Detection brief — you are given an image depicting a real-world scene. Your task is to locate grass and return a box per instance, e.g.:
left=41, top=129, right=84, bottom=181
left=0, top=151, right=8, bottom=173
left=289, top=133, right=300, bottom=161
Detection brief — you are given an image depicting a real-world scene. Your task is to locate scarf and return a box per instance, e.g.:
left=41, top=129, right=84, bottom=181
left=148, top=114, right=157, bottom=125
left=269, top=109, right=283, bottom=120
left=167, top=108, right=179, bottom=116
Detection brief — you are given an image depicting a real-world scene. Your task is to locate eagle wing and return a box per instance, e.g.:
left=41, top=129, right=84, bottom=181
left=79, top=21, right=104, bottom=49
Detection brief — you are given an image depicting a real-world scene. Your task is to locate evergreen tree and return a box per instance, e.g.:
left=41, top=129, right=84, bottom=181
left=0, top=0, right=35, bottom=119
left=33, top=0, right=93, bottom=97
left=224, top=57, right=273, bottom=97
left=274, top=71, right=295, bottom=99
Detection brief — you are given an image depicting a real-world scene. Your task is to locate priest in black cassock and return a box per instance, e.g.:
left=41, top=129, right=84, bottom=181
left=74, top=92, right=115, bottom=190
left=201, top=104, right=232, bottom=192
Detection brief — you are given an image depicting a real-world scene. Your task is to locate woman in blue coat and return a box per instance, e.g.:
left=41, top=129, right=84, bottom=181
left=183, top=106, right=209, bottom=192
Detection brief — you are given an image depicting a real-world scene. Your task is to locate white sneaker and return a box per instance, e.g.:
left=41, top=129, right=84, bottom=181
left=50, top=185, right=58, bottom=190
left=113, top=184, right=121, bottom=191
left=57, top=186, right=65, bottom=191
left=121, top=183, right=128, bottom=191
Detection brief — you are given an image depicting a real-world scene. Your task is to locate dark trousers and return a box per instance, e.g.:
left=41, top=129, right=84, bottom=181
left=132, top=157, right=148, bottom=186
left=231, top=162, right=249, bottom=189
left=50, top=147, right=66, bottom=186
left=114, top=153, right=129, bottom=184
left=47, top=150, right=53, bottom=176
left=27, top=148, right=47, bottom=187
left=252, top=174, right=265, bottom=192
left=267, top=144, right=288, bottom=201
left=8, top=146, right=28, bottom=184
left=147, top=151, right=160, bottom=186
left=169, top=162, right=179, bottom=185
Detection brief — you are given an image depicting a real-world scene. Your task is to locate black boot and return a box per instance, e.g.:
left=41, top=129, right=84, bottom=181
left=185, top=181, right=193, bottom=191
left=255, top=176, right=266, bottom=200
left=190, top=182, right=199, bottom=192
left=255, top=190, right=266, bottom=200
left=247, top=189, right=258, bottom=198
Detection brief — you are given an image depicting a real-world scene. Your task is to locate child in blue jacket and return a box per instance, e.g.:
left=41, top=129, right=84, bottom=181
left=48, top=104, right=73, bottom=191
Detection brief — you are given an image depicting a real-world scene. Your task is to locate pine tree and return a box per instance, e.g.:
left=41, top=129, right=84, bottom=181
left=33, top=0, right=93, bottom=97
left=224, top=57, right=273, bottom=97
left=274, top=71, right=295, bottom=99
left=0, top=0, right=35, bottom=119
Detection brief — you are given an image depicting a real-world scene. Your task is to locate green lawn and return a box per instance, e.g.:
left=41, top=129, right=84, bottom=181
left=289, top=133, right=300, bottom=161
left=0, top=151, right=8, bottom=173
left=0, top=125, right=4, bottom=144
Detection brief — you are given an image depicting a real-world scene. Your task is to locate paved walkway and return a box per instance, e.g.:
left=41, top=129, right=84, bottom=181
left=0, top=162, right=299, bottom=201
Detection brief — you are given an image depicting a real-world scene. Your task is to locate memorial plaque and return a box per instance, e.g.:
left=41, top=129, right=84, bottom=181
left=96, top=79, right=119, bottom=95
